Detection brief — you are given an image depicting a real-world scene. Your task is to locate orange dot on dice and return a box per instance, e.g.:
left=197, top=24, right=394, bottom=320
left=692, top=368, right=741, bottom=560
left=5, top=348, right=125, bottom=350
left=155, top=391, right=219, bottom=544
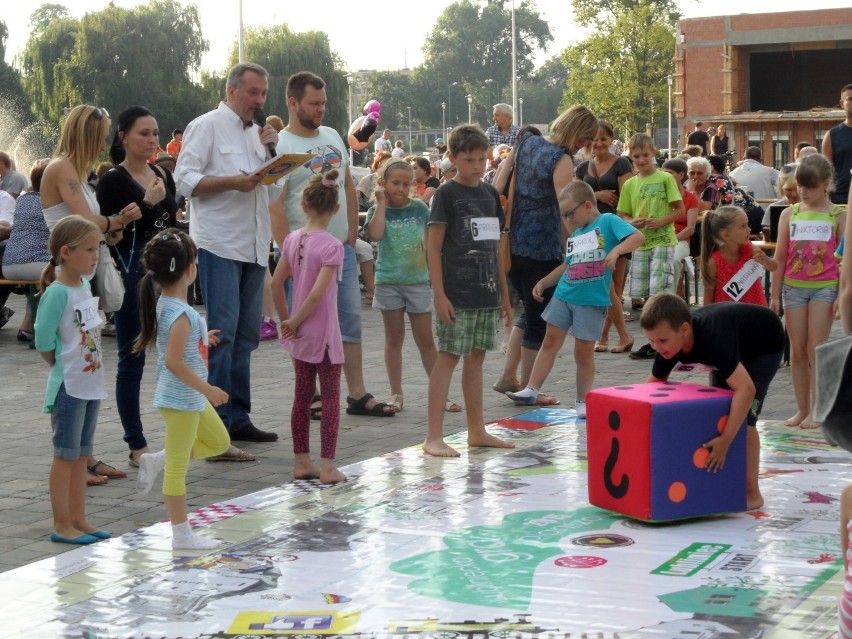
left=693, top=447, right=709, bottom=469
left=668, top=481, right=687, bottom=503
left=717, top=415, right=727, bottom=434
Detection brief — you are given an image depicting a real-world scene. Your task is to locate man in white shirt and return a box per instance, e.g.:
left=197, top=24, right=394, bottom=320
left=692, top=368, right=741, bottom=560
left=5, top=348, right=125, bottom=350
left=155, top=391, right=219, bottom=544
left=174, top=62, right=281, bottom=442
left=730, top=146, right=779, bottom=201
left=374, top=129, right=392, bottom=155
left=274, top=71, right=395, bottom=417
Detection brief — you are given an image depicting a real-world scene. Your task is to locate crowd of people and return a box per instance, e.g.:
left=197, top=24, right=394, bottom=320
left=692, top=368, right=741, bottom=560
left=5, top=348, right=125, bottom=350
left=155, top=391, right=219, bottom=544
left=2, top=69, right=852, bottom=627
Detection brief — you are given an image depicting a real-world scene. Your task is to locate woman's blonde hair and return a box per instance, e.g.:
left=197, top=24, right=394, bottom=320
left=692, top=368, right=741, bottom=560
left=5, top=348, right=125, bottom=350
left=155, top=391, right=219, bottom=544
left=549, top=105, right=598, bottom=154
left=54, top=105, right=111, bottom=180
left=39, top=215, right=102, bottom=293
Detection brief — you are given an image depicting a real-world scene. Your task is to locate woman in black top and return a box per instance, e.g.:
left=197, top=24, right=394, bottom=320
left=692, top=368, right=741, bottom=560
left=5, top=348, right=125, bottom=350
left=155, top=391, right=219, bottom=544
left=96, top=106, right=178, bottom=466
left=574, top=120, right=635, bottom=353
left=711, top=124, right=730, bottom=156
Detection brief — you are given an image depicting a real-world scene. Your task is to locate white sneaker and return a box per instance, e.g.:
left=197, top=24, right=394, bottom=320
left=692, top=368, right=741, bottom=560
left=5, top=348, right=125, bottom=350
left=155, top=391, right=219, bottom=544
left=136, top=450, right=165, bottom=495
left=575, top=400, right=587, bottom=419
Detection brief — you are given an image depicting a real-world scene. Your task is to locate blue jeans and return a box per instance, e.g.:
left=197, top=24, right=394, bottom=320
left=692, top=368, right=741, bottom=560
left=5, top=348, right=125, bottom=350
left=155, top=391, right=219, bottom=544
left=338, top=243, right=361, bottom=342
left=198, top=248, right=265, bottom=433
left=51, top=384, right=99, bottom=460
left=113, top=242, right=147, bottom=450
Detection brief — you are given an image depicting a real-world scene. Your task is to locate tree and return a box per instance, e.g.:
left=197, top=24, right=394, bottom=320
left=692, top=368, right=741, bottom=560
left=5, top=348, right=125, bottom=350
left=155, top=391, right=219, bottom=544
left=562, top=0, right=677, bottom=138
left=232, top=25, right=348, bottom=133
left=421, top=0, right=553, bottom=125
left=518, top=55, right=567, bottom=126
left=21, top=1, right=209, bottom=134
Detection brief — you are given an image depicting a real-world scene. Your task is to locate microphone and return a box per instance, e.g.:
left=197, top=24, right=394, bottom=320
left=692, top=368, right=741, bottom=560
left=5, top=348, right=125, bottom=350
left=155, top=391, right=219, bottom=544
left=253, top=108, right=277, bottom=157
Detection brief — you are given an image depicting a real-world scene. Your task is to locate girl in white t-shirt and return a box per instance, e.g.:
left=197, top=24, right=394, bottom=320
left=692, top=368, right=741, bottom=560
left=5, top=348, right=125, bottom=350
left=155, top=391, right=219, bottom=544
left=132, top=229, right=232, bottom=550
left=34, top=216, right=109, bottom=546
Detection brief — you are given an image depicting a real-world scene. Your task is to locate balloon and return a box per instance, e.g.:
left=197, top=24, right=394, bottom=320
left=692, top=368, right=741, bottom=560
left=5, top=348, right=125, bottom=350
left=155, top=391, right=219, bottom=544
left=363, top=99, right=381, bottom=118
left=347, top=115, right=378, bottom=151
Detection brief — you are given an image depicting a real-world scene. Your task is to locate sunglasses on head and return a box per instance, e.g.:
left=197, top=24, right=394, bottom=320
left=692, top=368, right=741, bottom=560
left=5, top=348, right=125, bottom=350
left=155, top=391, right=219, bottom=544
left=89, top=106, right=109, bottom=120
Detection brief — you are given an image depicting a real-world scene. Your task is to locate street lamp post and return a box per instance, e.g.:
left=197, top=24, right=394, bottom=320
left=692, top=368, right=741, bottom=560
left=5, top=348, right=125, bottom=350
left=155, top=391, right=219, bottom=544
left=519, top=97, right=524, bottom=127
left=466, top=94, right=473, bottom=124
left=346, top=75, right=354, bottom=163
left=650, top=97, right=655, bottom=142
left=666, top=74, right=673, bottom=157
left=441, top=102, right=446, bottom=137
left=407, top=106, right=412, bottom=154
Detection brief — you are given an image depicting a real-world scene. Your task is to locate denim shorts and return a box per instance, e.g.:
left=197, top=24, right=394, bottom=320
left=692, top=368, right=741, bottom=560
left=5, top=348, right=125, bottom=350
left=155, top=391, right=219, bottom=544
left=781, top=283, right=838, bottom=309
left=338, top=243, right=363, bottom=342
left=51, top=384, right=99, bottom=460
left=541, top=297, right=608, bottom=342
left=373, top=282, right=433, bottom=313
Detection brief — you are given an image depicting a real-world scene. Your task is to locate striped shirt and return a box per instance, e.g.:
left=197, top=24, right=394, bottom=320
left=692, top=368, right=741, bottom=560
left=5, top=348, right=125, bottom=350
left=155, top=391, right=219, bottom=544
left=153, top=296, right=208, bottom=411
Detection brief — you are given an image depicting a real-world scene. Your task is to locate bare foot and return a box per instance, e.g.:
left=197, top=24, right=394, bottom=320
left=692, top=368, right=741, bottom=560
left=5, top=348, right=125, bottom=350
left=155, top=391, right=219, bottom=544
left=320, top=466, right=347, bottom=484
left=491, top=378, right=521, bottom=394
left=784, top=411, right=808, bottom=427
left=746, top=493, right=765, bottom=511
left=799, top=416, right=820, bottom=430
left=293, top=459, right=321, bottom=480
left=422, top=439, right=461, bottom=457
left=468, top=432, right=515, bottom=449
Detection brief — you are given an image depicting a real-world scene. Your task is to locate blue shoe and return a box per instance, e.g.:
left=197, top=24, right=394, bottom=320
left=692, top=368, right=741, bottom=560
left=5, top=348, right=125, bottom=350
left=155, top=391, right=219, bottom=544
left=506, top=390, right=536, bottom=405
left=50, top=532, right=99, bottom=545
left=90, top=530, right=111, bottom=540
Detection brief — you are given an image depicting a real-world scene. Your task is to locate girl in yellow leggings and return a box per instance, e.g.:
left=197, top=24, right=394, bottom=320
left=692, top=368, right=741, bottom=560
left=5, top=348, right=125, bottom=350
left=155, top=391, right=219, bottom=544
left=132, top=230, right=230, bottom=550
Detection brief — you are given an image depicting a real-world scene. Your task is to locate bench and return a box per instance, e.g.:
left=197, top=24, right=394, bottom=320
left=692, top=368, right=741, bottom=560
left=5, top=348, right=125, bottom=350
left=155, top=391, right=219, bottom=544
left=0, top=278, right=40, bottom=322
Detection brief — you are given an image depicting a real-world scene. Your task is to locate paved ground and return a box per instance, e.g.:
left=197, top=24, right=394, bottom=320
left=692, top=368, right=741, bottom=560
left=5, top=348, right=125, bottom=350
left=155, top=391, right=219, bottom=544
left=0, top=287, right=841, bottom=573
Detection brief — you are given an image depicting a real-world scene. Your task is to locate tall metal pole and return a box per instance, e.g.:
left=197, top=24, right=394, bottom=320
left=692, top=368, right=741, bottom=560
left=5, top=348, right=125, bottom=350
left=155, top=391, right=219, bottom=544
left=441, top=102, right=446, bottom=138
left=346, top=75, right=353, bottom=164
left=466, top=95, right=472, bottom=124
left=407, top=106, right=412, bottom=154
left=667, top=75, right=673, bottom=156
left=238, top=0, right=244, bottom=63
left=519, top=97, right=524, bottom=127
left=511, top=0, right=517, bottom=123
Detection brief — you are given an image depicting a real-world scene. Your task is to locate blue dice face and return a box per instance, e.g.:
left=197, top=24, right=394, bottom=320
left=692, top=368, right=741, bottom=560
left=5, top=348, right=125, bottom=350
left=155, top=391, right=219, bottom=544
left=588, top=382, right=748, bottom=522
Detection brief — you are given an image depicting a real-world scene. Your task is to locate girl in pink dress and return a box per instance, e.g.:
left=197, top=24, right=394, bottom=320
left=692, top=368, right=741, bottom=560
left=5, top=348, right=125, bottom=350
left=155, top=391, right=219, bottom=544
left=700, top=205, right=777, bottom=306
left=271, top=169, right=346, bottom=484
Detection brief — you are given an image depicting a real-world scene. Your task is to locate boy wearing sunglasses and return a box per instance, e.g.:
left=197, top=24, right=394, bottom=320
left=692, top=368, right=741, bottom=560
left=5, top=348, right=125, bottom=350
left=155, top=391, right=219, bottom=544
left=507, top=181, right=643, bottom=418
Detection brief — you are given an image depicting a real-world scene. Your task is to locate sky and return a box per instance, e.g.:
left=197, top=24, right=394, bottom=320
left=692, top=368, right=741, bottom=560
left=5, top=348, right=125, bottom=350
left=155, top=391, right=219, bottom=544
left=4, top=0, right=851, bottom=73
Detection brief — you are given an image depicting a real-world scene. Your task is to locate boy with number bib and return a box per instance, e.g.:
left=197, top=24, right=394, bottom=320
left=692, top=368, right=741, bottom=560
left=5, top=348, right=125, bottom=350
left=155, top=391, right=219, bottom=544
left=507, top=182, right=643, bottom=417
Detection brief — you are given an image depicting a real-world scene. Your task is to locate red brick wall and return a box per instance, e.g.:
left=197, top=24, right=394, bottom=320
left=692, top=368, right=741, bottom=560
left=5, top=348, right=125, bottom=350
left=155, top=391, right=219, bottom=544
left=731, top=9, right=852, bottom=31
left=683, top=46, right=725, bottom=118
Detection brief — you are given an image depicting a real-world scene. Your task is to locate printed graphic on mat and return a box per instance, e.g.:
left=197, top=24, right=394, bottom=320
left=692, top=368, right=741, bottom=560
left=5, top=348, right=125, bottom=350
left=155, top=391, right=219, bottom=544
left=390, top=508, right=620, bottom=608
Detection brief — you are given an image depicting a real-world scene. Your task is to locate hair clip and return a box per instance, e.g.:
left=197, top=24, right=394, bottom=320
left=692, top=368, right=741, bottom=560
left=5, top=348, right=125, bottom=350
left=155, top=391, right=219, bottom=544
left=169, top=257, right=176, bottom=272
left=322, top=177, right=336, bottom=188
left=146, top=269, right=155, bottom=277
left=173, top=234, right=182, bottom=243
left=49, top=257, right=58, bottom=267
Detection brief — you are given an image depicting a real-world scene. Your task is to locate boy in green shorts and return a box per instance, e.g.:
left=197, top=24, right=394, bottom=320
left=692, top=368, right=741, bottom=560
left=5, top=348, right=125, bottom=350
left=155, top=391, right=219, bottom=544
left=425, top=125, right=514, bottom=457
left=617, top=133, right=685, bottom=359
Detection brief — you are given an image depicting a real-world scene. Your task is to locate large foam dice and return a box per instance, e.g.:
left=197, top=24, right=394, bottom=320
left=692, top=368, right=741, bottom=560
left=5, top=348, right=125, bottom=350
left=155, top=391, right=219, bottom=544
left=586, top=381, right=747, bottom=521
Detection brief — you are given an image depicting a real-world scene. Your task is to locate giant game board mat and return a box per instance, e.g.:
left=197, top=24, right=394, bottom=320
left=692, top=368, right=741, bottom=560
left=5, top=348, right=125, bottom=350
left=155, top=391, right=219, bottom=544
left=0, top=408, right=846, bottom=638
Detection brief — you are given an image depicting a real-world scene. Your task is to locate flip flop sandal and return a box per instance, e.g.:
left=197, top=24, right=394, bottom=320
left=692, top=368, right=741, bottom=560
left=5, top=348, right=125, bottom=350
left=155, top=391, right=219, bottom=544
left=387, top=394, right=404, bottom=412
left=87, top=460, right=127, bottom=479
left=514, top=393, right=561, bottom=407
left=205, top=447, right=257, bottom=462
left=445, top=400, right=463, bottom=413
left=86, top=467, right=108, bottom=486
left=128, top=452, right=142, bottom=468
left=310, top=394, right=322, bottom=421
left=345, top=394, right=395, bottom=417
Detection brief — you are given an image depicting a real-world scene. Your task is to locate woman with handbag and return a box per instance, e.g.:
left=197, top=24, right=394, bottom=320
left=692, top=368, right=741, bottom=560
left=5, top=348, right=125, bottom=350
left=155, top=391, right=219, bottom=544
left=40, top=105, right=142, bottom=485
left=96, top=106, right=255, bottom=467
left=491, top=106, right=599, bottom=400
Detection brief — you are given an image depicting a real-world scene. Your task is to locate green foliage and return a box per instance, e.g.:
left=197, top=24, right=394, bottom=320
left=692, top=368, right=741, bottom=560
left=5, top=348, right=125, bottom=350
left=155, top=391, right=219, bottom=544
left=519, top=55, right=567, bottom=126
left=421, top=0, right=553, bottom=125
left=21, top=1, right=208, bottom=135
left=232, top=25, right=348, bottom=132
left=562, top=0, right=677, bottom=137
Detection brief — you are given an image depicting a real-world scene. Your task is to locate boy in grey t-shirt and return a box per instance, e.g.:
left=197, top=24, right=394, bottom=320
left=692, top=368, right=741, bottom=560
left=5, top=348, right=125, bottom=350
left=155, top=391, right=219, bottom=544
left=424, top=125, right=513, bottom=457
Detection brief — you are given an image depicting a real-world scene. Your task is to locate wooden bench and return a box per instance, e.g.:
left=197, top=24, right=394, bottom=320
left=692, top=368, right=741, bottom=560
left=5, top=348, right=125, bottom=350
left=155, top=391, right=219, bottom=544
left=0, top=278, right=40, bottom=321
